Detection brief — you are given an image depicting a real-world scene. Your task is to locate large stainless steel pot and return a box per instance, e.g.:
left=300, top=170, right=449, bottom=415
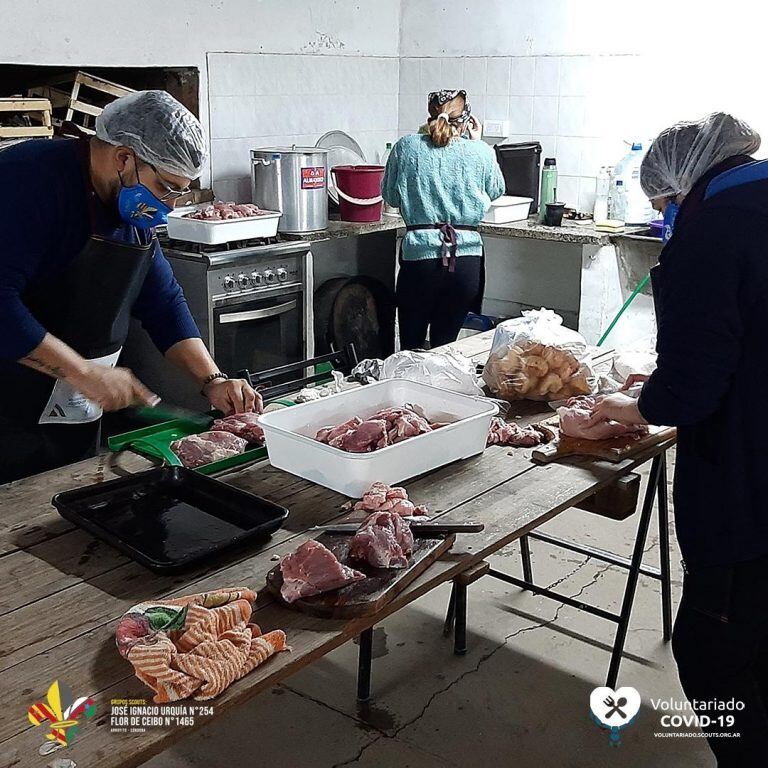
left=251, top=147, right=328, bottom=233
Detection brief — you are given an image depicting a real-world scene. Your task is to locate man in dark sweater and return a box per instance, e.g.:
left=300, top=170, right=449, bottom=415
left=0, top=91, right=259, bottom=483
left=590, top=113, right=767, bottom=766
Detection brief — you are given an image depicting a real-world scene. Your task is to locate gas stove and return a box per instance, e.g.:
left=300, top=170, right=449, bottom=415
left=122, top=231, right=314, bottom=409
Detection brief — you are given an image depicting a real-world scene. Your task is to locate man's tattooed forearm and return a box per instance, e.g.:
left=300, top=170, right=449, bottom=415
left=23, top=356, right=63, bottom=377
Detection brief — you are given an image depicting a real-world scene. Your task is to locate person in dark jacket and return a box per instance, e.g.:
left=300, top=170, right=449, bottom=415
left=588, top=113, right=767, bottom=766
left=0, top=91, right=259, bottom=484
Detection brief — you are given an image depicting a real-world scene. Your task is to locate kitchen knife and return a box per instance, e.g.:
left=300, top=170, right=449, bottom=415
left=311, top=522, right=485, bottom=536
left=130, top=399, right=215, bottom=431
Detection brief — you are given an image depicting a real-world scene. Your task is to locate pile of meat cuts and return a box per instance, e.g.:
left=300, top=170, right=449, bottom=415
left=315, top=406, right=446, bottom=453
left=486, top=416, right=556, bottom=447
left=349, top=511, right=414, bottom=569
left=352, top=482, right=429, bottom=517
left=279, top=540, right=365, bottom=603
left=185, top=202, right=266, bottom=221
left=557, top=396, right=649, bottom=441
left=212, top=413, right=265, bottom=446
left=171, top=413, right=266, bottom=468
left=170, top=431, right=248, bottom=469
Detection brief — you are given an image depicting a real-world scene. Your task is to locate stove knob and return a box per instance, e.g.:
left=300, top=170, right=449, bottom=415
left=237, top=273, right=249, bottom=289
left=224, top=276, right=236, bottom=291
left=250, top=271, right=263, bottom=286
left=276, top=268, right=288, bottom=282
left=264, top=270, right=276, bottom=284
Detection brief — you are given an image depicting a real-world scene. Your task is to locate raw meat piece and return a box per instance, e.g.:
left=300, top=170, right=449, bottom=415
left=348, top=511, right=414, bottom=569
left=370, top=407, right=432, bottom=444
left=486, top=417, right=556, bottom=447
left=279, top=540, right=365, bottom=603
left=212, top=413, right=265, bottom=445
left=314, top=406, right=441, bottom=453
left=353, top=482, right=429, bottom=517
left=186, top=201, right=265, bottom=221
left=338, top=419, right=387, bottom=453
left=557, top=396, right=649, bottom=441
left=170, top=431, right=248, bottom=469
left=316, top=417, right=362, bottom=444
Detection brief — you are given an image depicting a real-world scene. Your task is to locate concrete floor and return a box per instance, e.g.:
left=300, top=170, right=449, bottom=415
left=148, top=451, right=715, bottom=768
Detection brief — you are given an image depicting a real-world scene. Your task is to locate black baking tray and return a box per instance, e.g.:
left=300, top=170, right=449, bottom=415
left=52, top=466, right=289, bottom=573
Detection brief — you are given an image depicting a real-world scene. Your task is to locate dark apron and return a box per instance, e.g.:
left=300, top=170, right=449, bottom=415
left=403, top=222, right=486, bottom=313
left=0, top=234, right=154, bottom=483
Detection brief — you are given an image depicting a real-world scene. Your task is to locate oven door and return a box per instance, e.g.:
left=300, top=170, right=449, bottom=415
left=212, top=286, right=304, bottom=377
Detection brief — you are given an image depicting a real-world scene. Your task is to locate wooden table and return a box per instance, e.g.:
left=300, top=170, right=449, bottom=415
left=0, top=332, right=674, bottom=768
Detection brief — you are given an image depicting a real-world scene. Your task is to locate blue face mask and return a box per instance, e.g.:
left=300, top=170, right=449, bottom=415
left=117, top=169, right=172, bottom=230
left=662, top=200, right=679, bottom=243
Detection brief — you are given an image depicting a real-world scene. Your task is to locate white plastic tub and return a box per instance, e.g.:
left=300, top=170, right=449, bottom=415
left=482, top=195, right=533, bottom=224
left=259, top=380, right=498, bottom=497
left=166, top=204, right=281, bottom=244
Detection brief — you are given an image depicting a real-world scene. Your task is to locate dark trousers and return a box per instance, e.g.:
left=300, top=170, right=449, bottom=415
left=396, top=255, right=482, bottom=351
left=672, top=555, right=768, bottom=766
left=0, top=417, right=99, bottom=484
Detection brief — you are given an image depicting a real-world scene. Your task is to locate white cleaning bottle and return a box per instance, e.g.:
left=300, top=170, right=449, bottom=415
left=381, top=142, right=400, bottom=217
left=613, top=143, right=654, bottom=225
left=593, top=166, right=610, bottom=222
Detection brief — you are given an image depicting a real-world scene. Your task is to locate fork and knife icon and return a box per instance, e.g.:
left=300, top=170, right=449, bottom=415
left=604, top=695, right=628, bottom=720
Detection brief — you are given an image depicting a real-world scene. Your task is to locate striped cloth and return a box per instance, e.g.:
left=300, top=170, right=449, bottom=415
left=115, top=587, right=288, bottom=703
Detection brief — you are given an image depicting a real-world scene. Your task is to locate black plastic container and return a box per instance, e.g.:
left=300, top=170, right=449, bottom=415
left=52, top=466, right=289, bottom=573
left=494, top=141, right=542, bottom=209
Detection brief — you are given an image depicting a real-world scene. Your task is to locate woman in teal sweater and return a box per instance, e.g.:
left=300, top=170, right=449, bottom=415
left=383, top=89, right=505, bottom=349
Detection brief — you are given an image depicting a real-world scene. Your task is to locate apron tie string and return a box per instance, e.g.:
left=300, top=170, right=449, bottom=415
left=405, top=222, right=478, bottom=273
left=438, top=223, right=459, bottom=272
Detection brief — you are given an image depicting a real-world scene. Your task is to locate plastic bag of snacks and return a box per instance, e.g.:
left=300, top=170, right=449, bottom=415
left=482, top=309, right=595, bottom=401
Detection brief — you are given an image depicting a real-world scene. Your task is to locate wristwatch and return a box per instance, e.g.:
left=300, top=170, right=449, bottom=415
left=200, top=372, right=229, bottom=395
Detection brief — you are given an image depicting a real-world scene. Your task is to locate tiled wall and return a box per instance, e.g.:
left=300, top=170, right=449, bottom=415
left=399, top=54, right=646, bottom=213
left=208, top=53, right=399, bottom=201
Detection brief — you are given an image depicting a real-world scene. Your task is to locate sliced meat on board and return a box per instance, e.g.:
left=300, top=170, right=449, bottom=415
left=352, top=482, right=429, bottom=517
left=212, top=413, right=265, bottom=445
left=348, top=511, right=415, bottom=569
left=486, top=416, right=556, bottom=447
left=170, top=431, right=248, bottom=469
left=279, top=539, right=365, bottom=604
left=557, top=396, right=648, bottom=441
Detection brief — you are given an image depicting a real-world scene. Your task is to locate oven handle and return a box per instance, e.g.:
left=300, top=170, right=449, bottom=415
left=218, top=300, right=298, bottom=324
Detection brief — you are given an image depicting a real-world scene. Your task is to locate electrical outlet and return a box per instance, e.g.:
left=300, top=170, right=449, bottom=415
left=483, top=120, right=510, bottom=137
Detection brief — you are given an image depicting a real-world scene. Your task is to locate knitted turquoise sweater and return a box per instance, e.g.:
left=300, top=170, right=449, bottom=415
left=382, top=133, right=505, bottom=261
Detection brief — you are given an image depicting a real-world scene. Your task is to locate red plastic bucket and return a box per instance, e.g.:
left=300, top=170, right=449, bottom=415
left=331, top=165, right=385, bottom=222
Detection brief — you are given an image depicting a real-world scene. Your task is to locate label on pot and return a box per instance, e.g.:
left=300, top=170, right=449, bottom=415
left=301, top=167, right=326, bottom=189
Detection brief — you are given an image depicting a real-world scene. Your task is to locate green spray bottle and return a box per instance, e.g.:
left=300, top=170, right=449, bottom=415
left=538, top=157, right=558, bottom=223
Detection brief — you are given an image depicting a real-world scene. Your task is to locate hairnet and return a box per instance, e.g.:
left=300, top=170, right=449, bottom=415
left=95, top=90, right=207, bottom=180
left=640, top=113, right=760, bottom=201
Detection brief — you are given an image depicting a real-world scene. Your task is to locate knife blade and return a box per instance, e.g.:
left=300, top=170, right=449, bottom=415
left=311, top=522, right=484, bottom=536
left=130, top=399, right=215, bottom=431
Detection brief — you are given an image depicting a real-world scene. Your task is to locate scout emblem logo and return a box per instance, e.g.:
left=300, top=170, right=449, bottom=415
left=589, top=686, right=641, bottom=746
left=131, top=201, right=159, bottom=220
left=28, top=680, right=96, bottom=748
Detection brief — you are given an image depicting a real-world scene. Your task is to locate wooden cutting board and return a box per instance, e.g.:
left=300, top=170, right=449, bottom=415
left=531, top=423, right=676, bottom=464
left=265, top=533, right=455, bottom=618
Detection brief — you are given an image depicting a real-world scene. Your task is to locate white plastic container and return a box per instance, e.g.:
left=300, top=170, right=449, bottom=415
left=482, top=195, right=533, bottom=224
left=166, top=204, right=282, bottom=245
left=259, top=380, right=499, bottom=497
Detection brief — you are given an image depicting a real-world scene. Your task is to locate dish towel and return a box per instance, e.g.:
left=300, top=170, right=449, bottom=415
left=115, top=587, right=288, bottom=703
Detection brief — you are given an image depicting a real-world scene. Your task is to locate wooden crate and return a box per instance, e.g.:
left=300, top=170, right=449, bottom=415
left=0, top=98, right=53, bottom=139
left=65, top=71, right=135, bottom=133
left=26, top=71, right=135, bottom=135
